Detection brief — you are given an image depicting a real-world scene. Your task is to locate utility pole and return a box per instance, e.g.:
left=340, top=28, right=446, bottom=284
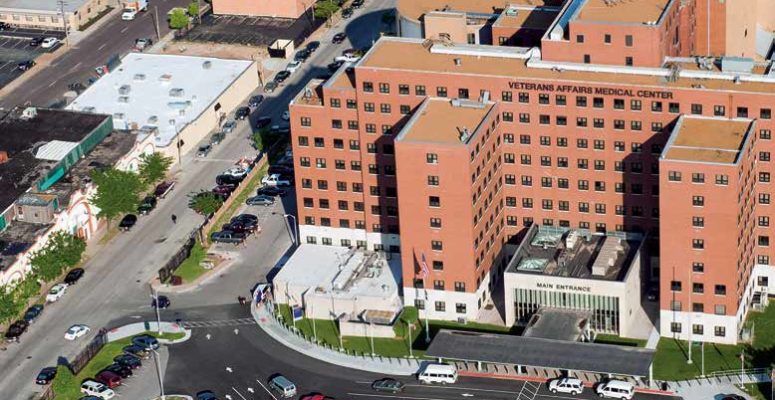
left=57, top=0, right=70, bottom=46
left=151, top=349, right=166, bottom=400
left=151, top=285, right=162, bottom=335
left=152, top=6, right=161, bottom=41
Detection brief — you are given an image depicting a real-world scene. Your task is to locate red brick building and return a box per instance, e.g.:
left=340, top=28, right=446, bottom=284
left=290, top=0, right=775, bottom=343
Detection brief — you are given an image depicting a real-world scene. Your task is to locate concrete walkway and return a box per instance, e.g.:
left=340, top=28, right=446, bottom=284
left=251, top=301, right=422, bottom=376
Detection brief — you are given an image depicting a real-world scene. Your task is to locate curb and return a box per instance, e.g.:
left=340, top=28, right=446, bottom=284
left=459, top=371, right=676, bottom=396
left=151, top=395, right=193, bottom=400
left=159, top=328, right=193, bottom=344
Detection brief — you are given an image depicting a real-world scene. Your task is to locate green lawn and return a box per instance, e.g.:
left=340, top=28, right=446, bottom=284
left=174, top=240, right=207, bottom=283
left=594, top=334, right=647, bottom=347
left=52, top=331, right=185, bottom=399
left=652, top=338, right=745, bottom=380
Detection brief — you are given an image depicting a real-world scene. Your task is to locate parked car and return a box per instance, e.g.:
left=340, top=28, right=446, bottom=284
left=371, top=378, right=405, bottom=393
left=132, top=334, right=160, bottom=350
left=257, top=185, right=287, bottom=197
left=17, top=60, right=35, bottom=71
left=119, top=214, right=138, bottom=231
left=0, top=22, right=9, bottom=31
left=268, top=164, right=294, bottom=175
left=210, top=231, right=247, bottom=244
left=332, top=32, right=346, bottom=44
left=264, top=81, right=278, bottom=93
left=212, top=184, right=237, bottom=198
left=35, top=367, right=57, bottom=385
left=256, top=117, right=272, bottom=129
left=306, top=41, right=320, bottom=52
left=294, top=49, right=311, bottom=63
left=327, top=60, right=345, bottom=72
left=46, top=283, right=68, bottom=302
left=285, top=60, right=302, bottom=74
left=261, top=173, right=292, bottom=187
left=595, top=380, right=634, bottom=400
left=101, top=363, right=133, bottom=379
left=197, top=144, right=212, bottom=158
left=223, top=167, right=248, bottom=178
left=29, top=37, right=44, bottom=46
left=137, top=196, right=157, bottom=215
left=114, top=354, right=142, bottom=369
left=548, top=378, right=583, bottom=395
left=270, top=124, right=290, bottom=135
left=151, top=295, right=170, bottom=309
left=281, top=111, right=290, bottom=121
left=216, top=174, right=243, bottom=186
left=134, top=37, right=153, bottom=51
left=222, top=220, right=260, bottom=234
left=210, top=131, right=226, bottom=145
left=122, top=344, right=151, bottom=359
left=80, top=380, right=115, bottom=399
left=235, top=107, right=250, bottom=120
left=153, top=180, right=175, bottom=198
left=352, top=0, right=364, bottom=8
left=335, top=54, right=361, bottom=63
left=222, top=120, right=237, bottom=133
left=269, top=375, right=297, bottom=398
left=342, top=7, right=353, bottom=18
left=41, top=37, right=59, bottom=49
left=23, top=304, right=44, bottom=323
left=96, top=370, right=122, bottom=389
left=246, top=195, right=275, bottom=207
left=5, top=320, right=29, bottom=342
left=232, top=214, right=258, bottom=224
left=64, top=324, right=90, bottom=340
left=274, top=70, right=291, bottom=83
left=64, top=268, right=85, bottom=285
left=248, top=95, right=264, bottom=108
left=196, top=390, right=218, bottom=400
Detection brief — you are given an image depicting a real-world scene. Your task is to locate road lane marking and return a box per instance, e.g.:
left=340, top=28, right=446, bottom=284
left=348, top=393, right=450, bottom=400
left=535, top=394, right=587, bottom=400
left=98, top=43, right=107, bottom=50
left=48, top=81, right=57, bottom=87
left=403, top=385, right=520, bottom=395
left=232, top=387, right=248, bottom=400
left=121, top=26, right=130, bottom=33
left=255, top=378, right=278, bottom=400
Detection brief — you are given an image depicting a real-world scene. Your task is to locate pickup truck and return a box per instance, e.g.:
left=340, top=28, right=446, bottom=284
left=122, top=0, right=147, bottom=20
left=261, top=173, right=291, bottom=187
left=210, top=231, right=247, bottom=244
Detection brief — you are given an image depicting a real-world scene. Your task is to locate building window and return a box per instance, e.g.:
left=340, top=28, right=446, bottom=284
left=692, top=196, right=704, bottom=206
left=300, top=117, right=312, bottom=127
left=432, top=260, right=443, bottom=270
left=714, top=326, right=726, bottom=337
left=415, top=85, right=426, bottom=96
left=670, top=323, right=682, bottom=333
left=435, top=301, right=446, bottom=312
left=431, top=241, right=443, bottom=251
left=363, top=82, right=373, bottom=92
left=671, top=301, right=682, bottom=311
left=737, top=107, right=748, bottom=118
left=693, top=324, right=704, bottom=335
left=671, top=281, right=682, bottom=291
left=426, top=153, right=438, bottom=164
left=436, top=86, right=447, bottom=97
left=430, top=218, right=442, bottom=228
left=714, top=105, right=725, bottom=116
left=691, top=104, right=703, bottom=115
left=458, top=88, right=469, bottom=99
left=433, top=280, right=444, bottom=290
left=427, top=176, right=439, bottom=186
left=414, top=299, right=425, bottom=310
left=625, top=35, right=633, bottom=46
left=583, top=54, right=590, bottom=64
left=693, top=262, right=704, bottom=273
left=455, top=303, right=467, bottom=314
left=692, top=239, right=704, bottom=250
left=625, top=57, right=633, bottom=66
left=576, top=34, right=584, bottom=43
left=604, top=33, right=611, bottom=44
left=429, top=196, right=441, bottom=207
left=715, top=305, right=726, bottom=315
left=502, top=91, right=512, bottom=102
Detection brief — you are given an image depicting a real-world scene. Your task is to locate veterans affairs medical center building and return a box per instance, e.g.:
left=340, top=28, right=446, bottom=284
left=289, top=0, right=775, bottom=344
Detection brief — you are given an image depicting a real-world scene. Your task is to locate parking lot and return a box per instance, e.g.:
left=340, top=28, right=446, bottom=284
left=0, top=31, right=63, bottom=88
left=182, top=13, right=324, bottom=46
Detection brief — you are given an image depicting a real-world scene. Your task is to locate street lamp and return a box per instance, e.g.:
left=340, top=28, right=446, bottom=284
left=150, top=285, right=162, bottom=335
left=274, top=212, right=299, bottom=245
left=150, top=348, right=166, bottom=400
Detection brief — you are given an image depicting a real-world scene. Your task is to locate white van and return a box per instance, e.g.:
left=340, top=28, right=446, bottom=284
left=418, top=364, right=458, bottom=384
left=269, top=375, right=297, bottom=398
left=80, top=379, right=116, bottom=399
left=595, top=380, right=634, bottom=400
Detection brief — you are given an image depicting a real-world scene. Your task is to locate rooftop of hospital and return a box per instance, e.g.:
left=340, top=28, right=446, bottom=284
left=396, top=98, right=494, bottom=145
left=358, top=38, right=775, bottom=94
left=67, top=53, right=253, bottom=149
left=492, top=7, right=560, bottom=30
left=397, top=0, right=564, bottom=22
left=662, top=116, right=752, bottom=164
left=575, top=0, right=671, bottom=24
left=505, top=224, right=642, bottom=281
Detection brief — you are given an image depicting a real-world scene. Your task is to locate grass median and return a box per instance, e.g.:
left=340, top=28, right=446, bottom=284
left=173, top=240, right=207, bottom=283
left=52, top=331, right=185, bottom=400
left=207, top=161, right=269, bottom=239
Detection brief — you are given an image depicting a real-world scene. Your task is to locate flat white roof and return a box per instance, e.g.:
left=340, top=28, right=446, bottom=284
left=0, top=0, right=86, bottom=13
left=67, top=53, right=253, bottom=148
left=274, top=245, right=402, bottom=300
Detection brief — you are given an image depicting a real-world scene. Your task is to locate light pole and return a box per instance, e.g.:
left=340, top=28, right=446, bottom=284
left=57, top=0, right=70, bottom=47
left=284, top=213, right=299, bottom=245
left=150, top=348, right=165, bottom=400
left=150, top=285, right=162, bottom=335
left=424, top=289, right=431, bottom=343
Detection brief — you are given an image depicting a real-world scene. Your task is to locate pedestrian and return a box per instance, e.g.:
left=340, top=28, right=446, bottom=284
left=171, top=214, right=177, bottom=224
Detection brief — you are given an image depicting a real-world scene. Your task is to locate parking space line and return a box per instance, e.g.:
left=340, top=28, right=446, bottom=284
left=255, top=378, right=277, bottom=400
left=232, top=387, right=249, bottom=400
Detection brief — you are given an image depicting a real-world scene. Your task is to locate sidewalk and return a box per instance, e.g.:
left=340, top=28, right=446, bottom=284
left=251, top=301, right=422, bottom=376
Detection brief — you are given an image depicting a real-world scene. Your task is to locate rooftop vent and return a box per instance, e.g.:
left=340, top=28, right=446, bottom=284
left=133, top=73, right=146, bottom=81
left=118, top=96, right=130, bottom=103
left=113, top=113, right=126, bottom=120
left=458, top=127, right=471, bottom=142
left=118, top=84, right=131, bottom=95
left=453, top=57, right=462, bottom=66
left=721, top=57, right=754, bottom=74
left=21, top=107, right=37, bottom=120
left=505, top=7, right=518, bottom=16
left=169, top=88, right=185, bottom=97
left=202, top=60, right=212, bottom=69
left=147, top=115, right=158, bottom=124
left=159, top=74, right=173, bottom=83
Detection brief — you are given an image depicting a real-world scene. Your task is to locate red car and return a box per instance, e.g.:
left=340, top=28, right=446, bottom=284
left=212, top=184, right=236, bottom=198
left=96, top=370, right=121, bottom=388
left=301, top=395, right=333, bottom=400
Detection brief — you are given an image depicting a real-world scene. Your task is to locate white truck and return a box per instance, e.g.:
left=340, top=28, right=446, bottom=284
left=121, top=0, right=147, bottom=20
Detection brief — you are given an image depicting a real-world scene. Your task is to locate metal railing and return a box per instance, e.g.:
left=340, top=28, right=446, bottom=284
left=708, top=368, right=772, bottom=384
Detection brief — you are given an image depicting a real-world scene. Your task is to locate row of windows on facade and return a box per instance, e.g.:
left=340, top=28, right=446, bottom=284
left=300, top=179, right=398, bottom=197
left=355, top=81, right=773, bottom=121
left=690, top=235, right=770, bottom=249
left=414, top=299, right=468, bottom=314
left=297, top=136, right=395, bottom=153
left=302, top=236, right=400, bottom=253
left=297, top=157, right=396, bottom=174
left=690, top=215, right=771, bottom=229
left=302, top=198, right=398, bottom=216
left=669, top=281, right=728, bottom=295
left=670, top=323, right=727, bottom=337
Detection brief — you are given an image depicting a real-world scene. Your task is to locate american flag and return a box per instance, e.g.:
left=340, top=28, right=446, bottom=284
left=419, top=252, right=429, bottom=279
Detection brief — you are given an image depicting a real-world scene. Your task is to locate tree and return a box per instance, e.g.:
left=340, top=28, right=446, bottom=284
left=0, top=277, right=40, bottom=323
left=187, top=1, right=199, bottom=20
left=314, top=0, right=339, bottom=20
left=169, top=8, right=190, bottom=29
left=29, top=231, right=86, bottom=282
left=90, top=167, right=144, bottom=223
left=188, top=191, right=224, bottom=215
left=138, top=152, right=173, bottom=186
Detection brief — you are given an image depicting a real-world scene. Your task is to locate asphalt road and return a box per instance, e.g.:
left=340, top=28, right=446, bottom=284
left=0, top=0, right=395, bottom=398
left=0, top=0, right=190, bottom=109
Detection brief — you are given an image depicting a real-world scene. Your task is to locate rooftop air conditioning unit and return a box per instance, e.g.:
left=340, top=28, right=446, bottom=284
left=118, top=84, right=131, bottom=95
left=133, top=73, right=146, bottom=81
left=169, top=88, right=185, bottom=97
left=202, top=60, right=212, bottom=69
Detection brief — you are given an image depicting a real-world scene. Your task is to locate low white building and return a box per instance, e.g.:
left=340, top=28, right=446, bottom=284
left=273, top=245, right=403, bottom=323
left=503, top=225, right=650, bottom=340
left=68, top=53, right=258, bottom=163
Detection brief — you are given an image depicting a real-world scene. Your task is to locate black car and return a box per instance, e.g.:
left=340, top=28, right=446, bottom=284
left=332, top=32, right=346, bottom=44
left=197, top=390, right=218, bottom=400
left=17, top=60, right=35, bottom=71
left=119, top=214, right=138, bottom=231
left=264, top=81, right=278, bottom=93
left=102, top=363, right=133, bottom=378
left=137, top=196, right=157, bottom=215
left=5, top=320, right=29, bottom=342
left=216, top=174, right=243, bottom=186
left=342, top=7, right=353, bottom=18
left=257, top=185, right=287, bottom=197
left=352, top=0, right=364, bottom=7
left=256, top=116, right=272, bottom=129
left=29, top=37, right=44, bottom=46
left=295, top=49, right=311, bottom=62
left=23, top=304, right=44, bottom=323
left=274, top=70, right=291, bottom=83
left=0, top=22, right=9, bottom=31
left=268, top=165, right=294, bottom=175
left=232, top=213, right=258, bottom=225
left=114, top=354, right=142, bottom=369
left=152, top=295, right=170, bottom=309
left=132, top=334, right=160, bottom=350
left=306, top=41, right=320, bottom=52
left=327, top=60, right=345, bottom=72
left=235, top=106, right=250, bottom=120
left=64, top=268, right=85, bottom=285
left=123, top=344, right=151, bottom=359
left=154, top=181, right=175, bottom=198
left=35, top=367, right=57, bottom=385
left=248, top=95, right=264, bottom=108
